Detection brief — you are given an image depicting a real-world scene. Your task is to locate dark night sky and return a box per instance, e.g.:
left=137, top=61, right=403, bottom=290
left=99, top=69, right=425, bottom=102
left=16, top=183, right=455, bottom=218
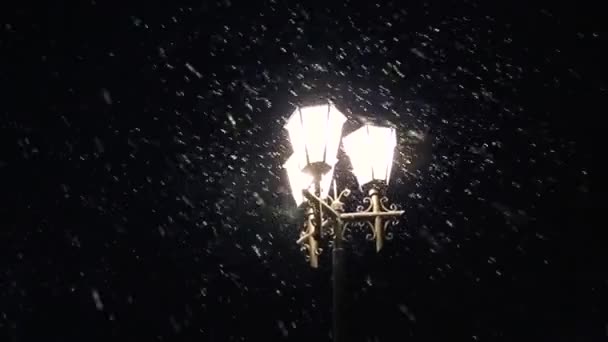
left=0, top=1, right=600, bottom=341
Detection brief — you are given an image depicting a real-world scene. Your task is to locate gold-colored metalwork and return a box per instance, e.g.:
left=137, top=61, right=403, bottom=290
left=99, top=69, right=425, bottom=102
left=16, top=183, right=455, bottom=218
left=295, top=180, right=403, bottom=342
left=340, top=188, right=402, bottom=251
left=296, top=183, right=404, bottom=266
left=297, top=207, right=320, bottom=268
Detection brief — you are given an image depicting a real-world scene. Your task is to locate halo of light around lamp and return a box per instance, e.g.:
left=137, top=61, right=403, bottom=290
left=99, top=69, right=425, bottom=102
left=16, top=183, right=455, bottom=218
left=284, top=103, right=346, bottom=175
left=284, top=153, right=335, bottom=206
left=343, top=125, right=397, bottom=186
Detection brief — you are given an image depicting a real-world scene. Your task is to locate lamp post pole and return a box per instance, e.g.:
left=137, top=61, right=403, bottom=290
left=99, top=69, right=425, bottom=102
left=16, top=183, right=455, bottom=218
left=302, top=188, right=403, bottom=342
left=332, top=207, right=346, bottom=342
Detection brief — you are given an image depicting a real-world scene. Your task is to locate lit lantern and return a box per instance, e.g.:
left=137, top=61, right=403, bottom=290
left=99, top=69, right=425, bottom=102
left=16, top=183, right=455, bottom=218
left=284, top=103, right=347, bottom=175
left=343, top=125, right=397, bottom=186
left=284, top=153, right=335, bottom=206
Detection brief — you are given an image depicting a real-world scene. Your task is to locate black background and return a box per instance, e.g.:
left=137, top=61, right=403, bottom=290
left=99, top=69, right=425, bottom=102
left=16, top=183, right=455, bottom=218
left=0, top=1, right=600, bottom=341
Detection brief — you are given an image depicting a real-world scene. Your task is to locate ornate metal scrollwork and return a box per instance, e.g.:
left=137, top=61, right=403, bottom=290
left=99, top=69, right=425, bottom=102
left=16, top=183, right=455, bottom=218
left=363, top=221, right=377, bottom=241
left=357, top=196, right=374, bottom=213
left=381, top=197, right=400, bottom=241
left=327, top=223, right=336, bottom=239
left=380, top=196, right=398, bottom=212
left=341, top=222, right=353, bottom=241
left=296, top=221, right=315, bottom=244
left=337, top=188, right=351, bottom=202
left=298, top=185, right=404, bottom=264
left=384, top=219, right=399, bottom=241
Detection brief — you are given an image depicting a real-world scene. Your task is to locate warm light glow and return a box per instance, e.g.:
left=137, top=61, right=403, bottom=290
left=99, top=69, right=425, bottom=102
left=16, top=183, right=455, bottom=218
left=319, top=166, right=335, bottom=199
left=284, top=154, right=335, bottom=206
left=283, top=154, right=309, bottom=205
left=284, top=103, right=347, bottom=172
left=343, top=125, right=397, bottom=186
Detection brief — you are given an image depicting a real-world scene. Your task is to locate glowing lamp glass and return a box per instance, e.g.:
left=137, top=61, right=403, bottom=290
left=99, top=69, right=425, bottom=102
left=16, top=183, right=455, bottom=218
left=343, top=125, right=397, bottom=186
left=284, top=103, right=346, bottom=172
left=283, top=153, right=335, bottom=206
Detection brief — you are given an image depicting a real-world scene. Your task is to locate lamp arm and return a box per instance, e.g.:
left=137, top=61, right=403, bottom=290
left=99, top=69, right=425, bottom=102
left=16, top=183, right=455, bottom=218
left=339, top=210, right=404, bottom=220
left=302, top=189, right=340, bottom=219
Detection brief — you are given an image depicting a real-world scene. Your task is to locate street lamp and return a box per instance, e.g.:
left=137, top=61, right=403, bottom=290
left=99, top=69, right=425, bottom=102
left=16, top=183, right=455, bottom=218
left=282, top=102, right=404, bottom=342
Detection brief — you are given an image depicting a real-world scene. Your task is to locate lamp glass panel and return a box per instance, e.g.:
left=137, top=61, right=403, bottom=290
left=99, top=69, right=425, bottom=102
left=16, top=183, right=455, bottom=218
left=324, top=104, right=347, bottom=167
left=319, top=166, right=335, bottom=198
left=344, top=125, right=397, bottom=186
left=369, top=125, right=397, bottom=184
left=284, top=109, right=308, bottom=169
left=299, top=105, right=328, bottom=164
left=284, top=154, right=312, bottom=205
left=343, top=127, right=373, bottom=186
left=285, top=104, right=346, bottom=169
left=385, top=127, right=397, bottom=183
left=284, top=154, right=335, bottom=206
